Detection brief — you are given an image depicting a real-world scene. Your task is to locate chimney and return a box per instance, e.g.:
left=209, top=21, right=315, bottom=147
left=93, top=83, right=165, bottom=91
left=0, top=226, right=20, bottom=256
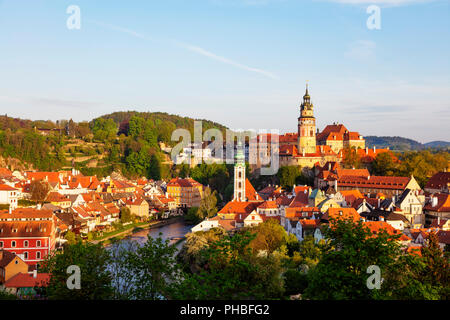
left=378, top=198, right=381, bottom=208
left=365, top=147, right=368, bottom=155
left=380, top=216, right=384, bottom=222
left=334, top=179, right=338, bottom=191
left=438, top=217, right=441, bottom=225
left=33, top=270, right=37, bottom=278
left=431, top=196, right=438, bottom=207
left=373, top=146, right=376, bottom=153
left=328, top=163, right=331, bottom=171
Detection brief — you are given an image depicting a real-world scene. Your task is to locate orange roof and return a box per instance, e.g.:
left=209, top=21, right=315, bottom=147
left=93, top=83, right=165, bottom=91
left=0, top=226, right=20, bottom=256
left=218, top=201, right=259, bottom=215
left=0, top=184, right=18, bottom=191
left=323, top=207, right=361, bottom=223
left=364, top=221, right=411, bottom=241
left=424, top=193, right=450, bottom=212
left=285, top=207, right=320, bottom=218
left=245, top=179, right=261, bottom=201
left=0, top=168, right=12, bottom=177
left=46, top=192, right=69, bottom=203
left=0, top=208, right=53, bottom=220
left=356, top=148, right=396, bottom=164
left=317, top=124, right=348, bottom=141
left=257, top=201, right=278, bottom=209
left=4, top=272, right=50, bottom=288
left=339, top=189, right=365, bottom=199
left=26, top=172, right=60, bottom=184
left=167, top=178, right=203, bottom=188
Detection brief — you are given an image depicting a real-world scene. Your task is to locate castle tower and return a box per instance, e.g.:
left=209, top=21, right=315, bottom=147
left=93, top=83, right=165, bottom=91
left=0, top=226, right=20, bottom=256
left=233, top=140, right=247, bottom=202
left=297, top=83, right=317, bottom=154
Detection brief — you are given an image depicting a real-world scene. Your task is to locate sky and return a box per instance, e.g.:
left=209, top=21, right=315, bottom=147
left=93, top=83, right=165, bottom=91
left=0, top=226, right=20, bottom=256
left=0, top=0, right=449, bottom=143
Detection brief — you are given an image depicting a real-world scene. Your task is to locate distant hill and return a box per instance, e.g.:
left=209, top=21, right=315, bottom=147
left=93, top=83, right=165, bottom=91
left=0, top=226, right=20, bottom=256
left=365, top=136, right=450, bottom=151
left=423, top=141, right=450, bottom=149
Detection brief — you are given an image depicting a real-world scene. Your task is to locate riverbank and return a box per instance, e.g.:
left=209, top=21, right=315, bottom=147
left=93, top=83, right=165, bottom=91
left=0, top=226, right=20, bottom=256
left=92, top=216, right=188, bottom=246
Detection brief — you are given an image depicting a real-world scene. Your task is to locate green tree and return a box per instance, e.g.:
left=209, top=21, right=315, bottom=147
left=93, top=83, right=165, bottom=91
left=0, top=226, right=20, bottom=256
left=244, top=219, right=288, bottom=253
left=120, top=207, right=133, bottom=223
left=148, top=153, right=162, bottom=180
left=40, top=242, right=113, bottom=300
left=277, top=166, right=302, bottom=189
left=125, top=234, right=182, bottom=300
left=174, top=232, right=284, bottom=300
left=371, top=152, right=397, bottom=176
left=30, top=180, right=50, bottom=204
left=304, top=218, right=402, bottom=300
left=198, top=187, right=218, bottom=220
left=64, top=230, right=77, bottom=245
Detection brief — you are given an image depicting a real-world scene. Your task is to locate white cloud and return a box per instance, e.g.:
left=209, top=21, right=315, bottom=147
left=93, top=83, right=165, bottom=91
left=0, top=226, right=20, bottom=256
left=90, top=20, right=279, bottom=80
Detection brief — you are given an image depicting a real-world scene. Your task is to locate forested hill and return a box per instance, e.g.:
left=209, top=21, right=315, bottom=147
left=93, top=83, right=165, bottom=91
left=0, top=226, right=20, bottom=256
left=95, top=111, right=228, bottom=136
left=0, top=112, right=229, bottom=177
left=365, top=136, right=450, bottom=151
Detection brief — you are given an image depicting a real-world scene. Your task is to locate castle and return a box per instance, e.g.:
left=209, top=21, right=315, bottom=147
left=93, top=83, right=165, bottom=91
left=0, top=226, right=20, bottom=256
left=278, top=85, right=366, bottom=168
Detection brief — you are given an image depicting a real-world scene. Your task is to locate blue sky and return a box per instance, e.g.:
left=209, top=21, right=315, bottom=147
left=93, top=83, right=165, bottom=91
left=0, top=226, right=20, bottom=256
left=0, top=0, right=449, bottom=143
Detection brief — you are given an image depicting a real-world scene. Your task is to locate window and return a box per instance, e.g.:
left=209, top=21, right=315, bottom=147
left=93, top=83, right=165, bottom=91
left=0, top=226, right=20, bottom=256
left=0, top=241, right=3, bottom=248
left=37, top=240, right=41, bottom=247
left=36, top=252, right=41, bottom=259
left=24, top=252, right=28, bottom=260
left=24, top=240, right=29, bottom=247
left=11, top=241, right=16, bottom=247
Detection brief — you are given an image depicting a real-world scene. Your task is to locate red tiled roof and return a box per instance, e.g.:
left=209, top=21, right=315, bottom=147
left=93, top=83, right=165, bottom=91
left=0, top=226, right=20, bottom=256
left=424, top=193, right=450, bottom=212
left=364, top=221, right=411, bottom=241
left=338, top=175, right=411, bottom=190
left=218, top=201, right=259, bottom=215
left=257, top=201, right=278, bottom=209
left=0, top=184, right=18, bottom=191
left=4, top=272, right=50, bottom=288
left=322, top=207, right=361, bottom=223
left=425, top=172, right=450, bottom=190
left=317, top=124, right=348, bottom=141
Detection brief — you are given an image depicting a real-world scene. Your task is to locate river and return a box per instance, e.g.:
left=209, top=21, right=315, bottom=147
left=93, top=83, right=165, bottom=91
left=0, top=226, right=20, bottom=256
left=118, top=219, right=192, bottom=249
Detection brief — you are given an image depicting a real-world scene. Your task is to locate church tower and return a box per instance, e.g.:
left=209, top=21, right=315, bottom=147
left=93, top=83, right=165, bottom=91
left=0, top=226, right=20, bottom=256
left=297, top=83, right=317, bottom=154
left=233, top=140, right=246, bottom=202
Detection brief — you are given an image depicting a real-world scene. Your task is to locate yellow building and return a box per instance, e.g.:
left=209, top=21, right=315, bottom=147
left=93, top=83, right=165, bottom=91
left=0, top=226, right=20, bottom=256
left=167, top=178, right=204, bottom=208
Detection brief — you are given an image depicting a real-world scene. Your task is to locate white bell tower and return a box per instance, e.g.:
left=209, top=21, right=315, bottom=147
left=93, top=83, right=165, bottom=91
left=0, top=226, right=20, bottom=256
left=233, top=140, right=246, bottom=202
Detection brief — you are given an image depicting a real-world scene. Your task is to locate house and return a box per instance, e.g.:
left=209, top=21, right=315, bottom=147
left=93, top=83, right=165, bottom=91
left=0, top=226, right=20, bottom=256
left=0, top=250, right=28, bottom=284
left=430, top=217, right=450, bottom=230
left=425, top=172, right=450, bottom=194
left=243, top=211, right=264, bottom=228
left=321, top=207, right=361, bottom=224
left=338, top=190, right=364, bottom=207
left=286, top=219, right=320, bottom=242
left=337, top=175, right=421, bottom=197
left=3, top=271, right=50, bottom=296
left=256, top=201, right=280, bottom=216
left=125, top=198, right=150, bottom=219
left=395, top=189, right=425, bottom=228
left=191, top=218, right=220, bottom=233
left=0, top=184, right=20, bottom=211
left=46, top=192, right=72, bottom=209
left=167, top=178, right=204, bottom=208
left=0, top=208, right=56, bottom=267
left=424, top=193, right=450, bottom=224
